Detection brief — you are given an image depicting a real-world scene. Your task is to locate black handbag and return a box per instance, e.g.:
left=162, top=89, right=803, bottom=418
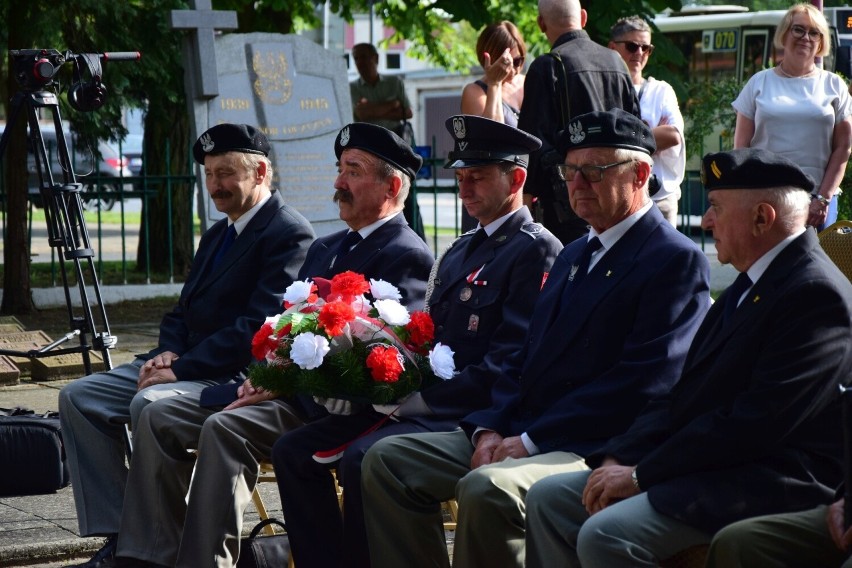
left=0, top=407, right=69, bottom=496
left=238, top=518, right=291, bottom=568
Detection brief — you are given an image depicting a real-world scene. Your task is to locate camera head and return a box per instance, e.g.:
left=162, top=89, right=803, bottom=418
left=10, top=49, right=140, bottom=112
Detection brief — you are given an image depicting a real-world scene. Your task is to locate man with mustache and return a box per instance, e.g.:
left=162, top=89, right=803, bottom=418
left=106, top=123, right=434, bottom=568
left=271, top=115, right=563, bottom=568
left=60, top=123, right=315, bottom=567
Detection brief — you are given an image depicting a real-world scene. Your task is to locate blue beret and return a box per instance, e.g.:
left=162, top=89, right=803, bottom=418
left=444, top=115, right=541, bottom=169
left=335, top=123, right=423, bottom=180
left=557, top=108, right=655, bottom=156
left=702, top=148, right=814, bottom=192
left=193, top=123, right=270, bottom=164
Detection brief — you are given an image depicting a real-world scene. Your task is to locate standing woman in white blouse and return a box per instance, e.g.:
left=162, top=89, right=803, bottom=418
left=733, top=3, right=852, bottom=230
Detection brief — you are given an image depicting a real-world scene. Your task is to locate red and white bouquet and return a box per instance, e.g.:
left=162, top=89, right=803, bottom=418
left=248, top=271, right=455, bottom=405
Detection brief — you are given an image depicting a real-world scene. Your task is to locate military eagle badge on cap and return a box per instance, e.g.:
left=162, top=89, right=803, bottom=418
left=568, top=121, right=585, bottom=144
left=200, top=133, right=214, bottom=153
left=453, top=117, right=467, bottom=139
left=340, top=126, right=350, bottom=146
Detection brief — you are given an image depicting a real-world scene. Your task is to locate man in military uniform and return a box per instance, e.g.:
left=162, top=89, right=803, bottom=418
left=270, top=115, right=563, bottom=568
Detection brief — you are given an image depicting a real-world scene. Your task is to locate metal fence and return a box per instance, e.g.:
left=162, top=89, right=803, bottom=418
left=1, top=141, right=709, bottom=287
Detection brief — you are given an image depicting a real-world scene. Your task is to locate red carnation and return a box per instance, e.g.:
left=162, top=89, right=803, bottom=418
left=366, top=345, right=404, bottom=383
left=251, top=322, right=278, bottom=361
left=405, top=311, right=434, bottom=350
left=329, top=271, right=370, bottom=302
left=318, top=300, right=356, bottom=336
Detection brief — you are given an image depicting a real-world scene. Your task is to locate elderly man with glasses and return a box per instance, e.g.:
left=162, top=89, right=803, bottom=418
left=609, top=15, right=686, bottom=227
left=360, top=108, right=710, bottom=568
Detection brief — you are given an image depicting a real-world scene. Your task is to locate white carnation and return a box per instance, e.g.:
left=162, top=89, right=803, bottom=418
left=370, top=279, right=402, bottom=301
left=290, top=332, right=330, bottom=370
left=429, top=342, right=456, bottom=380
left=283, top=279, right=315, bottom=305
left=374, top=299, right=411, bottom=326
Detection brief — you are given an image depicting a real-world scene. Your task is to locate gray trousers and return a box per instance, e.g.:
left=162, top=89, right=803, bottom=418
left=115, top=391, right=305, bottom=568
left=57, top=359, right=218, bottom=536
left=706, top=505, right=852, bottom=568
left=525, top=470, right=710, bottom=567
left=361, top=429, right=588, bottom=568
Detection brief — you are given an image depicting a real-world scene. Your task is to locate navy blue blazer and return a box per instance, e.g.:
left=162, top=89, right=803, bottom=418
left=297, top=214, right=433, bottom=311
left=595, top=229, right=852, bottom=533
left=148, top=191, right=314, bottom=382
left=461, top=206, right=711, bottom=456
left=421, top=207, right=562, bottom=423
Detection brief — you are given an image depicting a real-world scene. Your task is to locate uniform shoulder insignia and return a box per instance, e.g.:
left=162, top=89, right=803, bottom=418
left=520, top=222, right=544, bottom=238
left=461, top=228, right=479, bottom=237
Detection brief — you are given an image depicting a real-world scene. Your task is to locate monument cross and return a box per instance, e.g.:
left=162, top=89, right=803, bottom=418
left=170, top=0, right=238, bottom=98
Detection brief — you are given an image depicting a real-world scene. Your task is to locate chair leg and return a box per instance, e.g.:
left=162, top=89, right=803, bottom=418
left=443, top=499, right=458, bottom=531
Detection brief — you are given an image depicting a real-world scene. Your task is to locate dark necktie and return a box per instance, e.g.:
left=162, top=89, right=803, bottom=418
left=464, top=229, right=488, bottom=260
left=556, top=236, right=602, bottom=310
left=212, top=224, right=237, bottom=268
left=723, top=272, right=752, bottom=324
left=333, top=231, right=362, bottom=268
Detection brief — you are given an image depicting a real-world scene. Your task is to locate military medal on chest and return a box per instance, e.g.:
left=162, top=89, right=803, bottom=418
left=460, top=264, right=487, bottom=302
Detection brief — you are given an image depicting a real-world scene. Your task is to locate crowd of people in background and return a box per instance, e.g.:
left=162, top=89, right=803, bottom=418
left=58, top=1, right=852, bottom=567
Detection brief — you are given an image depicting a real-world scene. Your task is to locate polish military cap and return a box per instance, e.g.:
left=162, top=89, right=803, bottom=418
left=557, top=108, right=655, bottom=156
left=701, top=148, right=814, bottom=192
left=444, top=115, right=541, bottom=169
left=193, top=123, right=271, bottom=164
left=335, top=123, right=423, bottom=180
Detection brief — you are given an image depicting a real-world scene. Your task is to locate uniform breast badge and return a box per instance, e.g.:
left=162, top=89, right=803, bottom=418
left=468, top=314, right=480, bottom=332
left=459, top=287, right=473, bottom=302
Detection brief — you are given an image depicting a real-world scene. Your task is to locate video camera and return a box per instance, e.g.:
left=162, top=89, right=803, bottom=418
left=10, top=49, right=140, bottom=111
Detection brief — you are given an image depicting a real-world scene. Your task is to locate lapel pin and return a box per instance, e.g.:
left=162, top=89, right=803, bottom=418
left=606, top=270, right=612, bottom=277
left=496, top=235, right=507, bottom=242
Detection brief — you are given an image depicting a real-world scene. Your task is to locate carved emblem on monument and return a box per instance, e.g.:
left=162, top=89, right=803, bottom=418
left=252, top=52, right=293, bottom=105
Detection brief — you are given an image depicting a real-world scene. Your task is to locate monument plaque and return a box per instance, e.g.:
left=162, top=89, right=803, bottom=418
left=31, top=352, right=105, bottom=381
left=0, top=356, right=20, bottom=386
left=0, top=331, right=53, bottom=375
left=189, top=33, right=351, bottom=237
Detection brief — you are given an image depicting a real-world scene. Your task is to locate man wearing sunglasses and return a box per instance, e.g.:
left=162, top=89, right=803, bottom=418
left=609, top=16, right=685, bottom=228
left=518, top=0, right=640, bottom=246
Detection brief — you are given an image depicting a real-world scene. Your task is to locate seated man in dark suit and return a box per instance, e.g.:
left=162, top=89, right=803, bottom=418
left=271, top=115, right=564, bottom=568
left=59, top=123, right=315, bottom=568
left=524, top=148, right=852, bottom=567
left=111, top=124, right=434, bottom=568
left=361, top=109, right=711, bottom=568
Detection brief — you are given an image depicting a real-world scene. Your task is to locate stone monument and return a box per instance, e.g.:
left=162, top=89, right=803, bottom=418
left=172, top=3, right=350, bottom=236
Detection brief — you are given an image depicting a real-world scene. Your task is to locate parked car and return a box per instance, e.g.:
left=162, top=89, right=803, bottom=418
left=0, top=123, right=132, bottom=211
left=120, top=133, right=144, bottom=177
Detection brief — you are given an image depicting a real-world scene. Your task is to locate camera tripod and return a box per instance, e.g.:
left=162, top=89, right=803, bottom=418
left=0, top=52, right=128, bottom=375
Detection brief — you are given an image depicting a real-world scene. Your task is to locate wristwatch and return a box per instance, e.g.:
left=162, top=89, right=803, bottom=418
left=812, top=193, right=832, bottom=207
left=631, top=467, right=641, bottom=491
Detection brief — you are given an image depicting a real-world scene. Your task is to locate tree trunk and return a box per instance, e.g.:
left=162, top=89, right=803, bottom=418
left=136, top=97, right=194, bottom=277
left=1, top=5, right=35, bottom=315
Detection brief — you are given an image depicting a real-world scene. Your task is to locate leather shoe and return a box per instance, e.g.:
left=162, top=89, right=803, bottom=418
left=64, top=535, right=117, bottom=567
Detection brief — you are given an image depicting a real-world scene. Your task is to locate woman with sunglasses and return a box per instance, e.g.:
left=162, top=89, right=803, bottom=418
left=733, top=3, right=852, bottom=230
left=461, top=21, right=527, bottom=127
left=609, top=16, right=685, bottom=227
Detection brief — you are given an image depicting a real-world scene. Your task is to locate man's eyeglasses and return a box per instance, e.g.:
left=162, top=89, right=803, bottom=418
left=613, top=40, right=654, bottom=54
left=555, top=160, right=635, bottom=183
left=790, top=24, right=822, bottom=41
left=512, top=56, right=525, bottom=68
